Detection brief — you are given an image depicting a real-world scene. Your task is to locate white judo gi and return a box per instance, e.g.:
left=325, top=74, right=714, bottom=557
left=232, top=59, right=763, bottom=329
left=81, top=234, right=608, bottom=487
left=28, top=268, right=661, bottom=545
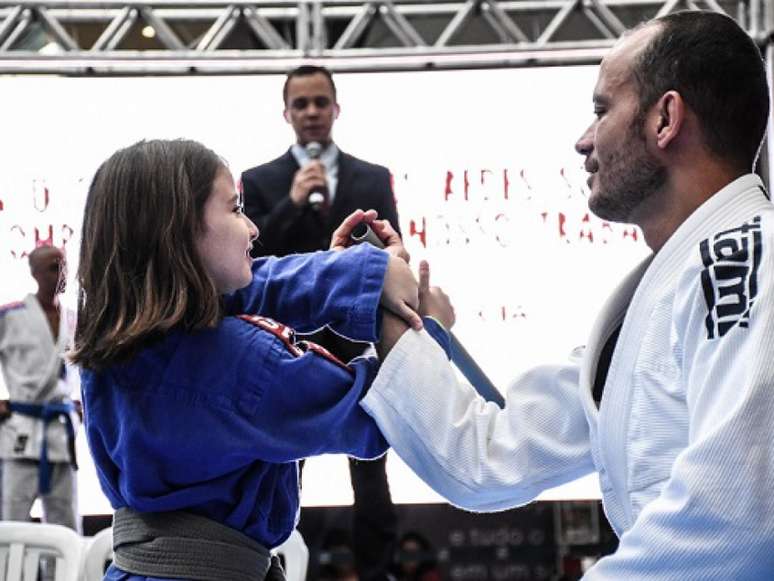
left=0, top=293, right=79, bottom=529
left=362, top=173, right=774, bottom=579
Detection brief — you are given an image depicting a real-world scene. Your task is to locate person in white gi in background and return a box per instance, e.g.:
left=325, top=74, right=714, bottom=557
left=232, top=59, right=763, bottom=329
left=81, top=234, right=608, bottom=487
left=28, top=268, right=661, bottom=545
left=361, top=10, right=774, bottom=579
left=0, top=245, right=80, bottom=533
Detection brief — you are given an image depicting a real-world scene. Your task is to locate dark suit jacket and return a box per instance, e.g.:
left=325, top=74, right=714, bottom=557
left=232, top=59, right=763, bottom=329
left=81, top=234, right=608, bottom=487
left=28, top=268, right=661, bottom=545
left=241, top=147, right=400, bottom=362
left=241, top=147, right=400, bottom=258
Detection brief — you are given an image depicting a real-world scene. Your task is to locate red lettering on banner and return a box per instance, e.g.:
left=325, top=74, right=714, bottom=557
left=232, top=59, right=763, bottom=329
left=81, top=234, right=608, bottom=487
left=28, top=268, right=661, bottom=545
left=10, top=225, right=27, bottom=259
left=410, top=217, right=427, bottom=248
left=601, top=222, right=613, bottom=244
left=36, top=225, right=54, bottom=247
left=445, top=170, right=471, bottom=202
left=7, top=223, right=76, bottom=259
left=444, top=171, right=454, bottom=201
left=477, top=305, right=528, bottom=323
left=559, top=167, right=584, bottom=200
left=538, top=210, right=642, bottom=246
left=60, top=225, right=74, bottom=247
left=622, top=227, right=639, bottom=242
left=428, top=205, right=643, bottom=248
left=519, top=169, right=532, bottom=200
left=442, top=167, right=542, bottom=202
left=32, top=180, right=50, bottom=212
left=493, top=213, right=509, bottom=248
left=578, top=213, right=594, bottom=243
left=480, top=169, right=493, bottom=200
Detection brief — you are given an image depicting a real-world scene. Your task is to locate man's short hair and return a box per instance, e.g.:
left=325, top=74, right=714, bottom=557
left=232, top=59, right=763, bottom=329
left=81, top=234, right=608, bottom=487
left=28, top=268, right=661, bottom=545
left=28, top=245, right=60, bottom=269
left=283, top=65, right=337, bottom=105
left=632, top=11, right=769, bottom=169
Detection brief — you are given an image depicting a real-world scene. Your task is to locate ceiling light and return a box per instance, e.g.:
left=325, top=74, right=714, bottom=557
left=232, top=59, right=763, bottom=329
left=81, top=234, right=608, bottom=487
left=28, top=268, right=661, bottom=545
left=38, top=42, right=62, bottom=55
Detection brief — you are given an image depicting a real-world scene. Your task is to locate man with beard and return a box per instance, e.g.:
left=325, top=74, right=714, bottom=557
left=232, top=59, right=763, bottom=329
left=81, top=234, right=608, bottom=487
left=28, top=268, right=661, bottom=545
left=358, top=10, right=774, bottom=579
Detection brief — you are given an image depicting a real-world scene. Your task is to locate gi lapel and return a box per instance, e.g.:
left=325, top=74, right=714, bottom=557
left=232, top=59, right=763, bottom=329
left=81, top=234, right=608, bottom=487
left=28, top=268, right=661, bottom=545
left=580, top=258, right=650, bottom=429
left=599, top=174, right=769, bottom=528
left=27, top=294, right=56, bottom=350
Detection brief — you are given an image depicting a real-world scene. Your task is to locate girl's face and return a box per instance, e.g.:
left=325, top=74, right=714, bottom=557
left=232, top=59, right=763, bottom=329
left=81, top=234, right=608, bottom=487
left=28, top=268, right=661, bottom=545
left=196, top=167, right=258, bottom=294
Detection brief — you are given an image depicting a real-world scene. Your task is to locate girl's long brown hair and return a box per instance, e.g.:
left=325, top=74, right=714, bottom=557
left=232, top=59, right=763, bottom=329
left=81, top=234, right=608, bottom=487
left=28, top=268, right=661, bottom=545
left=71, top=139, right=224, bottom=370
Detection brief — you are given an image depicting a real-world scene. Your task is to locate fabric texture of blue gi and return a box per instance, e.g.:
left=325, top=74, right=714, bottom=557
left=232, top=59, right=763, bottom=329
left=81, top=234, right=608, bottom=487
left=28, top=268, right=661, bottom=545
left=81, top=244, right=451, bottom=581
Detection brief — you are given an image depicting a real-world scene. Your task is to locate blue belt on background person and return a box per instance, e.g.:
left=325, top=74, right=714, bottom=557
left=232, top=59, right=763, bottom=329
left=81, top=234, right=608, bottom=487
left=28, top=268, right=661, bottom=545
left=8, top=401, right=78, bottom=494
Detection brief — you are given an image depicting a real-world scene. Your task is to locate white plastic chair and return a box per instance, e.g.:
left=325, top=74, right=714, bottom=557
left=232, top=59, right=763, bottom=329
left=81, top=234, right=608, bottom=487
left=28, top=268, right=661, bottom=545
left=0, top=521, right=82, bottom=581
left=274, top=529, right=309, bottom=581
left=80, top=527, right=113, bottom=581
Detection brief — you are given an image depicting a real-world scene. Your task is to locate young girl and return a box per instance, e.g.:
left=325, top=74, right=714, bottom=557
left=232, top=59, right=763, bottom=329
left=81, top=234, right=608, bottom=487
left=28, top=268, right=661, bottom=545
left=71, top=139, right=451, bottom=581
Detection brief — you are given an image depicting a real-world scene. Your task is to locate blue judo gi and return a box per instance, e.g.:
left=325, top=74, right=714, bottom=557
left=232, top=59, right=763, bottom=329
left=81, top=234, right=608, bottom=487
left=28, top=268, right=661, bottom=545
left=79, top=244, right=450, bottom=581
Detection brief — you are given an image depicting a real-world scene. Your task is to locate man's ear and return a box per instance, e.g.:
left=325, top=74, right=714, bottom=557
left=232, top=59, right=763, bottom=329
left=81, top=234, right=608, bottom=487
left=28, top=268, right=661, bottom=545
left=652, top=90, right=685, bottom=150
left=334, top=103, right=340, bottom=120
left=283, top=108, right=291, bottom=123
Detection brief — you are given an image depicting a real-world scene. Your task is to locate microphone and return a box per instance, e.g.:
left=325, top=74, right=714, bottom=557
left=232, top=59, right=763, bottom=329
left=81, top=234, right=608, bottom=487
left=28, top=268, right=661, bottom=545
left=305, top=141, right=326, bottom=212
left=350, top=221, right=386, bottom=248
left=350, top=222, right=505, bottom=408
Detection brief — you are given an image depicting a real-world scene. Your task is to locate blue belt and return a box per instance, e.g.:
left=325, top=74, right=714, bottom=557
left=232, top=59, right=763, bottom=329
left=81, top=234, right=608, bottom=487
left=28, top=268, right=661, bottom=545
left=8, top=401, right=78, bottom=495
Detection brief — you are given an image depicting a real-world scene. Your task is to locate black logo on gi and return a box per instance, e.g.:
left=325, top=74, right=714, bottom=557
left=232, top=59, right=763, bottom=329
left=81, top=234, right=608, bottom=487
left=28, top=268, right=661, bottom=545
left=699, top=216, right=762, bottom=339
left=13, top=434, right=28, bottom=453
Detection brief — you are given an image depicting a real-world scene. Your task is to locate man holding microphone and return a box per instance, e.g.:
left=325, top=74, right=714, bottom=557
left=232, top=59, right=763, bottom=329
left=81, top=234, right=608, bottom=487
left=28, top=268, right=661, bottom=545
left=241, top=64, right=399, bottom=581
left=241, top=65, right=399, bottom=257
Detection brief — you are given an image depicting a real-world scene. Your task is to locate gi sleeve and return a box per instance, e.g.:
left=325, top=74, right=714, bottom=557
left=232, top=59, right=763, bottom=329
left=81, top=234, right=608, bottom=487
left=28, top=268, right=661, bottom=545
left=360, top=329, right=594, bottom=512
left=585, top=219, right=774, bottom=580
left=224, top=315, right=452, bottom=463
left=224, top=243, right=388, bottom=342
left=234, top=318, right=388, bottom=462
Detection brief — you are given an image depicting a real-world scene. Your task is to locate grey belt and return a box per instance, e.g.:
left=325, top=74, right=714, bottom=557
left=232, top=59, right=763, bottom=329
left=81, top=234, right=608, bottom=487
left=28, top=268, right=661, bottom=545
left=113, top=507, right=283, bottom=581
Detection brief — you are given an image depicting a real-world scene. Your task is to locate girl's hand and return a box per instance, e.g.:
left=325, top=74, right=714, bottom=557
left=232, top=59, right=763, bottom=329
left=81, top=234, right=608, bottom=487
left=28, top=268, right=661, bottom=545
left=369, top=219, right=410, bottom=263
left=330, top=209, right=378, bottom=251
left=330, top=210, right=410, bottom=263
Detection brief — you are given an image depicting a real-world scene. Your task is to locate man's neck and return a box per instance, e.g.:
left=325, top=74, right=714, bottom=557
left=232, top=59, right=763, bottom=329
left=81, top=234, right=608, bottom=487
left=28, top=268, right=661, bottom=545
left=298, top=139, right=333, bottom=148
left=291, top=141, right=340, bottom=163
left=639, top=165, right=749, bottom=252
left=36, top=291, right=59, bottom=311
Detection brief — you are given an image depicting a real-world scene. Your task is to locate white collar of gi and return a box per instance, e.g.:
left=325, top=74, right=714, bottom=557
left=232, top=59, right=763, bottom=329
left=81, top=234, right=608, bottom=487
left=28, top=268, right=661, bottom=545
left=651, top=173, right=767, bottom=270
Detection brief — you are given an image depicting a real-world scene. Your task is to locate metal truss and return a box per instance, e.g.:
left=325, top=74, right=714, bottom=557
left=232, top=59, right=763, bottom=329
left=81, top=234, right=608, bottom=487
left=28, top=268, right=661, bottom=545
left=0, top=0, right=769, bottom=74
